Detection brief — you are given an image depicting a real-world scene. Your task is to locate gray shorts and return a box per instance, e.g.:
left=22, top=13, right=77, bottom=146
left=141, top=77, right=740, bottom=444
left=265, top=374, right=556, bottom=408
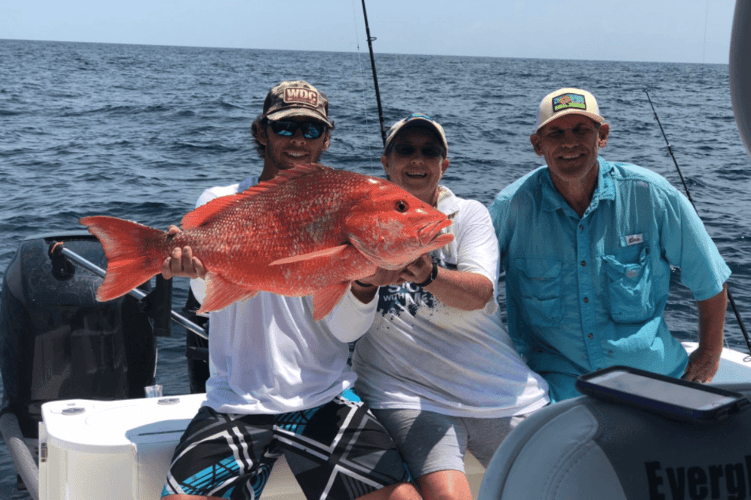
left=371, top=408, right=526, bottom=478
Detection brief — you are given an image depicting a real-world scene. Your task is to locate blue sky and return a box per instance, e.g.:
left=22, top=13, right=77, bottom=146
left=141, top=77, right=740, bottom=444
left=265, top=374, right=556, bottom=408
left=0, top=0, right=739, bottom=64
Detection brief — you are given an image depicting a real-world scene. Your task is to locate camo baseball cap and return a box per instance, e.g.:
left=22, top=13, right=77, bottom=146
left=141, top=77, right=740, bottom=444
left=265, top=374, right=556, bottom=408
left=534, top=87, right=605, bottom=133
left=384, top=113, right=449, bottom=155
left=262, top=80, right=332, bottom=127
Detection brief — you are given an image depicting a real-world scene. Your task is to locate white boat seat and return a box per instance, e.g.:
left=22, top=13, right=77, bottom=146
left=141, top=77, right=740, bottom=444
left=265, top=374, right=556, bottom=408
left=478, top=383, right=751, bottom=500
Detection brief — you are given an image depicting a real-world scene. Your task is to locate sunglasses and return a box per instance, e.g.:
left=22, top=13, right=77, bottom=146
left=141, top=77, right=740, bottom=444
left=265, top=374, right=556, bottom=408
left=393, top=143, right=445, bottom=159
left=268, top=120, right=327, bottom=139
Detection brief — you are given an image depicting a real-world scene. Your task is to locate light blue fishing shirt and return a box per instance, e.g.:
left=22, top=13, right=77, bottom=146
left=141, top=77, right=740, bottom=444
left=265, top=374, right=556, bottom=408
left=489, top=157, right=731, bottom=402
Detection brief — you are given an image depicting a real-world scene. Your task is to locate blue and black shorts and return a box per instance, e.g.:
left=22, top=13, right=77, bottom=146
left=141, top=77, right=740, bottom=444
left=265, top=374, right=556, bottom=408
left=161, top=389, right=411, bottom=499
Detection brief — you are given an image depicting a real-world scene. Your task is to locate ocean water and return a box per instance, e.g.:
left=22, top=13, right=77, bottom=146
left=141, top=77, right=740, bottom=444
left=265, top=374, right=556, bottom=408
left=0, top=39, right=750, bottom=498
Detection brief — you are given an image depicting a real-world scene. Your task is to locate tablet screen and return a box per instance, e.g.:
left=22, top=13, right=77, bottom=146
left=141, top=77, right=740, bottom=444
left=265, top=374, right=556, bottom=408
left=592, top=370, right=736, bottom=410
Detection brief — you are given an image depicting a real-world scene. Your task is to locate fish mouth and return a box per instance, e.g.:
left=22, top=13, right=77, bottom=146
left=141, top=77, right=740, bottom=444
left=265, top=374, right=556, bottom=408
left=419, top=218, right=454, bottom=250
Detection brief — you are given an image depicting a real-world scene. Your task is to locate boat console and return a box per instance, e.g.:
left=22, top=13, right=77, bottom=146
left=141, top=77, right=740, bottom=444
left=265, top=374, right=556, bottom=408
left=479, top=382, right=751, bottom=499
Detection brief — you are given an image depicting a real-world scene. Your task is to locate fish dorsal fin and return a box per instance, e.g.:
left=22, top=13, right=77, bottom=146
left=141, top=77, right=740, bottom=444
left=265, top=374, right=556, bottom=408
left=181, top=163, right=333, bottom=230
left=269, top=244, right=349, bottom=266
left=268, top=163, right=332, bottom=184
left=241, top=163, right=332, bottom=198
left=181, top=195, right=241, bottom=229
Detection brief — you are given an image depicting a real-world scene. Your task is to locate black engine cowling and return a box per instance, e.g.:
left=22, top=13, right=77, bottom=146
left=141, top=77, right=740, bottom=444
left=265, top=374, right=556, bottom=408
left=0, top=231, right=157, bottom=438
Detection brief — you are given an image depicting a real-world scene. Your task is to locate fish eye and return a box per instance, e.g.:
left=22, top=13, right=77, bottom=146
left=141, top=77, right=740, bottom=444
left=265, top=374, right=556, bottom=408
left=394, top=200, right=409, bottom=213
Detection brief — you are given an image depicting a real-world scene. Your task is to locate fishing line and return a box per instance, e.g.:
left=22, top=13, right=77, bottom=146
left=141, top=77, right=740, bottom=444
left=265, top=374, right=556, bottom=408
left=644, top=89, right=751, bottom=358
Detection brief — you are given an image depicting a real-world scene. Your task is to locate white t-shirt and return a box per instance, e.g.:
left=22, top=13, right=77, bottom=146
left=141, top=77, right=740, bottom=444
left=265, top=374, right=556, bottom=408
left=191, top=177, right=377, bottom=415
left=353, top=187, right=550, bottom=418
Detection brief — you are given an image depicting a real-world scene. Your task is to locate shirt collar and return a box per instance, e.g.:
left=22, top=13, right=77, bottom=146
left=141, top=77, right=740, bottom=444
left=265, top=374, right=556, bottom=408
left=540, top=157, right=615, bottom=214
left=436, top=185, right=460, bottom=217
left=238, top=175, right=259, bottom=192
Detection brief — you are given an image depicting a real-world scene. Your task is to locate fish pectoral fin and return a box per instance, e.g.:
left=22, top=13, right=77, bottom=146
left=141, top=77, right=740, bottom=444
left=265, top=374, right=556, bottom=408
left=270, top=244, right=350, bottom=266
left=197, top=273, right=259, bottom=313
left=311, top=283, right=351, bottom=321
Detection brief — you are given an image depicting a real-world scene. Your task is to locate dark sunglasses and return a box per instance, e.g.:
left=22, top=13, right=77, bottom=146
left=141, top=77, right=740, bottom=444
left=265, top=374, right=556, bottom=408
left=393, top=143, right=445, bottom=159
left=268, top=120, right=327, bottom=139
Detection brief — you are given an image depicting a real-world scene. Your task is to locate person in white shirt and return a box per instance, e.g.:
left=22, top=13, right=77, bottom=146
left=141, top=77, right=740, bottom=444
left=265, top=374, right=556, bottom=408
left=351, top=113, right=550, bottom=500
left=159, top=81, right=420, bottom=500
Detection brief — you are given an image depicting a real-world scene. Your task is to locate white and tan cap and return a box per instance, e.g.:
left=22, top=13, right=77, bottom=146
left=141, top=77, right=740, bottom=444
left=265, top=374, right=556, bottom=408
left=384, top=113, right=448, bottom=155
left=534, top=88, right=605, bottom=132
left=262, top=80, right=333, bottom=127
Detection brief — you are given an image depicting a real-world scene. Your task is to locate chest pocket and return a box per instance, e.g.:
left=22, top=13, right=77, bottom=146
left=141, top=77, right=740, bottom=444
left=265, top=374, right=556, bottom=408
left=515, top=258, right=563, bottom=327
left=602, top=246, right=655, bottom=323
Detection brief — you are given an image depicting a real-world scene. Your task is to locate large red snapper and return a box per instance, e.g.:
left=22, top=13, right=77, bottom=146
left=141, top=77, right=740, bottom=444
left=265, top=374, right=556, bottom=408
left=80, top=163, right=454, bottom=320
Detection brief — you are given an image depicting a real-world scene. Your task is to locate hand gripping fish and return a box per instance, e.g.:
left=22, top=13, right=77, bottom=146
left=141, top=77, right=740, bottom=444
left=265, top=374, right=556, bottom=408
left=80, top=164, right=454, bottom=320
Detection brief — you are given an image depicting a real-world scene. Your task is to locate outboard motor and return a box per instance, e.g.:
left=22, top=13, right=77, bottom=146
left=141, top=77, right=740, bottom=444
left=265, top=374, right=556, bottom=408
left=0, top=231, right=158, bottom=440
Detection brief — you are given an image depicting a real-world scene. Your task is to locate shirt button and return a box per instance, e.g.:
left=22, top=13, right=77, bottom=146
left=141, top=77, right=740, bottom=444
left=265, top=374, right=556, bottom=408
left=581, top=261, right=586, bottom=267
left=588, top=333, right=594, bottom=339
left=583, top=297, right=589, bottom=303
left=579, top=225, right=584, bottom=231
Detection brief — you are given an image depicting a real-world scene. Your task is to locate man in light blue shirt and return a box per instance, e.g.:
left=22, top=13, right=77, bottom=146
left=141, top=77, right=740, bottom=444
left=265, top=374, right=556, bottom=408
left=489, top=87, right=731, bottom=402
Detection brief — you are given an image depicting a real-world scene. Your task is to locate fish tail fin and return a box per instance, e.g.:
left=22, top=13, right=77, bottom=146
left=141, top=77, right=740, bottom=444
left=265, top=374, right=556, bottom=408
left=79, top=215, right=168, bottom=302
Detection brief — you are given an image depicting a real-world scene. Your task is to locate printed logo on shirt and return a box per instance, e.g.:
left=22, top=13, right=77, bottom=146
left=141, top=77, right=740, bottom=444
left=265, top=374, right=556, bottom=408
left=552, top=93, right=586, bottom=113
left=377, top=283, right=437, bottom=317
left=626, top=233, right=644, bottom=246
left=376, top=259, right=456, bottom=318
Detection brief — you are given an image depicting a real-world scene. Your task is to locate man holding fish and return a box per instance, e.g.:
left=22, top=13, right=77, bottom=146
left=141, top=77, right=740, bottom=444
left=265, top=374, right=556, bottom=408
left=489, top=87, right=731, bottom=403
left=156, top=81, right=423, bottom=500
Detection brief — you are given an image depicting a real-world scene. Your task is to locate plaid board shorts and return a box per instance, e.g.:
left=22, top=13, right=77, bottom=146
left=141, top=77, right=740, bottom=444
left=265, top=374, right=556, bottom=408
left=161, top=389, right=411, bottom=500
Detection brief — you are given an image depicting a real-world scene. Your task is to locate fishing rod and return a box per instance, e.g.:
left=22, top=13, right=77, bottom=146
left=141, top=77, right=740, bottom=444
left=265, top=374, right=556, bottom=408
left=644, top=89, right=751, bottom=357
left=361, top=0, right=387, bottom=147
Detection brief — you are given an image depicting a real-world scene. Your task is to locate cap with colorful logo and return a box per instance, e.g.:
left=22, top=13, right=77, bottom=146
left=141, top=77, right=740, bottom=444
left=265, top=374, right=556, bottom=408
left=262, top=80, right=332, bottom=127
left=384, top=113, right=449, bottom=155
left=534, top=88, right=605, bottom=132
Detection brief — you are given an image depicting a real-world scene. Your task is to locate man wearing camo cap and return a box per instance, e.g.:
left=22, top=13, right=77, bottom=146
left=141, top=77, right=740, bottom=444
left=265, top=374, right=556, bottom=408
left=161, top=81, right=420, bottom=500
left=489, top=87, right=730, bottom=402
